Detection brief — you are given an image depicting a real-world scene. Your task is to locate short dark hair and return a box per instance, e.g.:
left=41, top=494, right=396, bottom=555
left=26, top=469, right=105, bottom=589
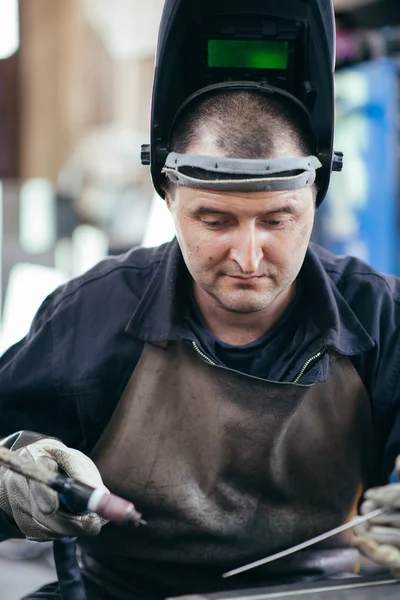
left=166, top=90, right=317, bottom=196
left=170, top=90, right=315, bottom=157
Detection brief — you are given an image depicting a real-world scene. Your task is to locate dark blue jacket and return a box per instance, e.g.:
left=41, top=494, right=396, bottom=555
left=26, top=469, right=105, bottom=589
left=1, top=239, right=400, bottom=481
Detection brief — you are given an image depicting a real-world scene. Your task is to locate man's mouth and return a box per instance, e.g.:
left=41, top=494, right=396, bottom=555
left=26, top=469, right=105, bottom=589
left=227, top=274, right=265, bottom=281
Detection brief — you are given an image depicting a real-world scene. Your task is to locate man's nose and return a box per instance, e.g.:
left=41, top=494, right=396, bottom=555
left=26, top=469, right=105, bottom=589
left=229, top=225, right=263, bottom=274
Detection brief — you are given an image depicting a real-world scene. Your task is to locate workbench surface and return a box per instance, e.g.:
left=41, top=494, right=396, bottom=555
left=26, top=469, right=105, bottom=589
left=171, top=574, right=400, bottom=600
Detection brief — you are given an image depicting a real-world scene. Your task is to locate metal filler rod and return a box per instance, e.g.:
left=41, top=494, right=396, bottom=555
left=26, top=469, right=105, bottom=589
left=0, top=446, right=147, bottom=527
left=223, top=507, right=387, bottom=578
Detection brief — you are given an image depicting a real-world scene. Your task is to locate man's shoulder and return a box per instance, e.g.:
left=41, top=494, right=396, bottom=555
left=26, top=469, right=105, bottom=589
left=50, top=242, right=169, bottom=313
left=27, top=242, right=172, bottom=385
left=310, top=242, right=400, bottom=306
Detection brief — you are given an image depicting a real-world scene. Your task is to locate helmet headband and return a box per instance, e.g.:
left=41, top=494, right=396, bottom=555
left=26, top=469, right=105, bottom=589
left=163, top=153, right=321, bottom=192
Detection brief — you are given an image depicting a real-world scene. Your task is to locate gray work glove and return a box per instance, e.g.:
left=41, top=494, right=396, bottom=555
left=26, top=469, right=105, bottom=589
left=352, top=456, right=400, bottom=576
left=0, top=438, right=108, bottom=542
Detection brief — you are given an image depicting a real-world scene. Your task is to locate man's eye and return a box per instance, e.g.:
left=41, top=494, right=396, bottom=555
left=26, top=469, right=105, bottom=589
left=203, top=220, right=228, bottom=228
left=262, top=220, right=283, bottom=227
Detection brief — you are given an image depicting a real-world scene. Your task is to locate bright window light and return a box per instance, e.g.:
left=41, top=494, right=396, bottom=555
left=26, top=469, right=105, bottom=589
left=141, top=192, right=175, bottom=248
left=72, top=225, right=108, bottom=276
left=0, top=263, right=68, bottom=355
left=0, top=0, right=19, bottom=60
left=19, top=179, right=56, bottom=254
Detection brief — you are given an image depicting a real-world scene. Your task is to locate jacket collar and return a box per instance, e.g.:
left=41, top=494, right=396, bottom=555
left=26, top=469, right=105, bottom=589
left=126, top=239, right=191, bottom=342
left=126, top=239, right=375, bottom=356
left=301, top=244, right=375, bottom=355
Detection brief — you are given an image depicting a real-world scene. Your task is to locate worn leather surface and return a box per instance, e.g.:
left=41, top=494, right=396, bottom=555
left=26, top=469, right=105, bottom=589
left=80, top=342, right=378, bottom=598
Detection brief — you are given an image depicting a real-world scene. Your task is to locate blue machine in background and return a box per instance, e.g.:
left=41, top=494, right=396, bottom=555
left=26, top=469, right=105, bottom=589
left=314, top=58, right=400, bottom=275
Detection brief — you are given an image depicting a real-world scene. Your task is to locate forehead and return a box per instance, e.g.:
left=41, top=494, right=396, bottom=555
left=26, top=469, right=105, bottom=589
left=174, top=186, right=313, bottom=216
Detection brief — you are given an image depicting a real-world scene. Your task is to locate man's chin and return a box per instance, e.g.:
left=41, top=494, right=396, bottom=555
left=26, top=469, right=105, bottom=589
left=214, top=292, right=274, bottom=314
left=223, top=304, right=267, bottom=314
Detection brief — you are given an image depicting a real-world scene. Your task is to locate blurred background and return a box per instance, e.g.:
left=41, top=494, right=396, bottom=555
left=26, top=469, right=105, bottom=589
left=0, top=0, right=174, bottom=356
left=1, top=0, right=400, bottom=596
left=0, top=0, right=400, bottom=354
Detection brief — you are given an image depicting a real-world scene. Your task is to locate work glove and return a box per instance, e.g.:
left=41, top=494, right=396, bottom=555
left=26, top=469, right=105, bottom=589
left=352, top=455, right=400, bottom=576
left=0, top=438, right=108, bottom=542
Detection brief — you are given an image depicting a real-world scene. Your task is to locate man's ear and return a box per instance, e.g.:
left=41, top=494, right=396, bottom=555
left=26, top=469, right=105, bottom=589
left=161, top=185, right=173, bottom=211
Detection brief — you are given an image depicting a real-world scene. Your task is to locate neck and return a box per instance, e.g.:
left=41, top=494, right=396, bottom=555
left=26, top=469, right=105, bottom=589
left=193, top=283, right=297, bottom=346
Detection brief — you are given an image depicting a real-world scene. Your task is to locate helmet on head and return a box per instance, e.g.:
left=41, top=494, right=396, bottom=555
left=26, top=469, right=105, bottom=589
left=141, top=0, right=342, bottom=206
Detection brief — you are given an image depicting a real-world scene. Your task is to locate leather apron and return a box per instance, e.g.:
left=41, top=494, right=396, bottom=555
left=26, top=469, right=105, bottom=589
left=79, top=342, right=377, bottom=600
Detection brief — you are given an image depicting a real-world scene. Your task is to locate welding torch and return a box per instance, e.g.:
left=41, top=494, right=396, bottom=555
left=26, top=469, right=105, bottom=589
left=0, top=446, right=146, bottom=526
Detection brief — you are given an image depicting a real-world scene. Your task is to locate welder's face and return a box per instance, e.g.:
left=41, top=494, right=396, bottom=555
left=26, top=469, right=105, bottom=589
left=165, top=148, right=315, bottom=315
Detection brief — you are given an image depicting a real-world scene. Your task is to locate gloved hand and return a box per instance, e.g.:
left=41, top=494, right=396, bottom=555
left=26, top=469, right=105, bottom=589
left=0, top=438, right=108, bottom=542
left=353, top=456, right=400, bottom=576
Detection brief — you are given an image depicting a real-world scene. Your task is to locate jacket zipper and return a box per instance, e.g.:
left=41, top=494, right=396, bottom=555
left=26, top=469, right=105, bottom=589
left=191, top=341, right=216, bottom=365
left=191, top=341, right=323, bottom=385
left=292, top=351, right=322, bottom=384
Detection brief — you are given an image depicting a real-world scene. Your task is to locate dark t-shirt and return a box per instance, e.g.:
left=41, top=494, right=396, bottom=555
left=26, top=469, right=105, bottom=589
left=185, top=279, right=304, bottom=379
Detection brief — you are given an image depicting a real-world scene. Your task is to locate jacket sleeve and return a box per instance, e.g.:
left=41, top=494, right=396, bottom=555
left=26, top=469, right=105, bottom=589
left=369, top=277, right=400, bottom=480
left=384, top=371, right=400, bottom=478
left=0, top=291, right=83, bottom=448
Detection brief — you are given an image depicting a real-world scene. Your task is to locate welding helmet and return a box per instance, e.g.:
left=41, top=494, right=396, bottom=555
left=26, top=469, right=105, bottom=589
left=141, top=0, right=343, bottom=206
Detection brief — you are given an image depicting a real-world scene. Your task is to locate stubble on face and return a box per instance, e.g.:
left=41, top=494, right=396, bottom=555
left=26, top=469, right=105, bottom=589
left=192, top=253, right=291, bottom=315
left=170, top=187, right=315, bottom=319
left=166, top=136, right=316, bottom=326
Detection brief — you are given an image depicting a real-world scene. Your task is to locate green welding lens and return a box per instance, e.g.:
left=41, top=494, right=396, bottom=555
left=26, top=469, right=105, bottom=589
left=208, top=40, right=289, bottom=70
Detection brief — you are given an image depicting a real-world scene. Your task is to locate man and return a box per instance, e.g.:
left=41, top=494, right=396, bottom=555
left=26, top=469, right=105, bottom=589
left=1, top=87, right=400, bottom=600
